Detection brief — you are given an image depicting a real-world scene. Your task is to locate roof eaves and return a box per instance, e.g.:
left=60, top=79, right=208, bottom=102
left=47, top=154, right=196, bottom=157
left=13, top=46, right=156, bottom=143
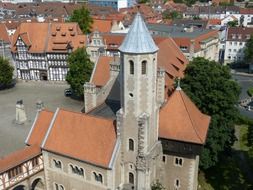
left=42, top=148, right=112, bottom=170
left=25, top=111, right=40, bottom=145
left=108, top=138, right=120, bottom=169
left=41, top=108, right=60, bottom=148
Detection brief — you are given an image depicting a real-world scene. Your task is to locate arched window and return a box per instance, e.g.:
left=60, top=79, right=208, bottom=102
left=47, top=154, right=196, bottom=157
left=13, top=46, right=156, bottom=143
left=98, top=174, right=103, bottom=183
left=141, top=60, right=147, bottom=75
left=175, top=179, right=180, bottom=188
left=129, top=60, right=134, bottom=75
left=129, top=172, right=134, bottom=184
left=129, top=139, right=134, bottom=151
left=94, top=172, right=103, bottom=183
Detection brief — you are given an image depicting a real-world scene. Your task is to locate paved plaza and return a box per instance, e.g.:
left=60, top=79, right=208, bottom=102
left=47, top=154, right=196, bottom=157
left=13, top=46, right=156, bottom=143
left=0, top=81, right=83, bottom=157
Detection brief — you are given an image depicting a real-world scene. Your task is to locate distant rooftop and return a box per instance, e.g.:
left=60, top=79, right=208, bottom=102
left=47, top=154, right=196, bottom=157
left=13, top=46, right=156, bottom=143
left=119, top=12, right=158, bottom=54
left=147, top=24, right=214, bottom=39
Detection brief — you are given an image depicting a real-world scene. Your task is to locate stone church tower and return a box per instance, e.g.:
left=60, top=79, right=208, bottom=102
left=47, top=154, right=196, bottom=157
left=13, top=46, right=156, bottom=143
left=117, top=13, right=163, bottom=189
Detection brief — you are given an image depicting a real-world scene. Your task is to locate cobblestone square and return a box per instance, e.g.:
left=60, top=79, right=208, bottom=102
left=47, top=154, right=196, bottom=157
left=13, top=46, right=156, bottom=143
left=0, top=81, right=83, bottom=157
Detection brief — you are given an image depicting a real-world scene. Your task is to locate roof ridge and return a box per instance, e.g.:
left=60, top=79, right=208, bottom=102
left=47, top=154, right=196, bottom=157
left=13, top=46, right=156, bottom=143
left=58, top=107, right=115, bottom=122
left=179, top=91, right=204, bottom=143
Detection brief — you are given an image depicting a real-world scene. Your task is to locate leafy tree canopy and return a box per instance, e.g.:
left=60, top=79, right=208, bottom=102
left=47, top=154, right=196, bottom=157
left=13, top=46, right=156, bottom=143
left=162, top=10, right=182, bottom=20
left=66, top=47, right=93, bottom=98
left=227, top=20, right=238, bottom=27
left=0, top=56, right=14, bottom=86
left=69, top=6, right=93, bottom=34
left=244, top=34, right=253, bottom=64
left=181, top=57, right=241, bottom=169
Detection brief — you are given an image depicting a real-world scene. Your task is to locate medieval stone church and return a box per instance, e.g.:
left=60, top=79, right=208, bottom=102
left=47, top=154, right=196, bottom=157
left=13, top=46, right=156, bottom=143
left=0, top=13, right=210, bottom=190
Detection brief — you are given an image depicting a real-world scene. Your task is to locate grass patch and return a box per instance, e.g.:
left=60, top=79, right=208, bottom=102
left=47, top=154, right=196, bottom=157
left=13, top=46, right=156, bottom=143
left=239, top=125, right=250, bottom=151
left=198, top=171, right=214, bottom=190
left=247, top=87, right=253, bottom=97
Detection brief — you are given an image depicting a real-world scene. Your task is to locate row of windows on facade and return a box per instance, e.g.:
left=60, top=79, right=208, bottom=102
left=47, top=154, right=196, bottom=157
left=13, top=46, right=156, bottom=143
left=18, top=68, right=67, bottom=81
left=230, top=34, right=251, bottom=40
left=162, top=155, right=184, bottom=167
left=92, top=39, right=102, bottom=46
left=7, top=157, right=39, bottom=179
left=16, top=54, right=68, bottom=60
left=227, top=48, right=244, bottom=53
left=53, top=159, right=104, bottom=184
left=129, top=60, right=147, bottom=75
left=229, top=41, right=244, bottom=46
left=227, top=55, right=243, bottom=61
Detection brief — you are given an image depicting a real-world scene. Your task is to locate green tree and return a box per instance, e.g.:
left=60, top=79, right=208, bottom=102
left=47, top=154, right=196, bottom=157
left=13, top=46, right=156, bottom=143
left=0, top=56, right=14, bottom=87
left=181, top=57, right=241, bottom=169
left=244, top=34, right=253, bottom=64
left=151, top=180, right=165, bottom=190
left=69, top=6, right=93, bottom=34
left=162, top=10, right=182, bottom=20
left=227, top=20, right=238, bottom=27
left=66, top=48, right=93, bottom=98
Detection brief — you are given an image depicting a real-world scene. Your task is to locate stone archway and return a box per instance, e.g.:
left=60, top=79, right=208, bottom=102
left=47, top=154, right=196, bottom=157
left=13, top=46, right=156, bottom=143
left=31, top=178, right=45, bottom=190
left=13, top=185, right=26, bottom=190
left=39, top=71, right=48, bottom=81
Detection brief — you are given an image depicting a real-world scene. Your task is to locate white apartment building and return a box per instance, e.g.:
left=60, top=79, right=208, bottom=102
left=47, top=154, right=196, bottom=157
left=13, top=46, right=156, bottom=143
left=224, top=27, right=253, bottom=64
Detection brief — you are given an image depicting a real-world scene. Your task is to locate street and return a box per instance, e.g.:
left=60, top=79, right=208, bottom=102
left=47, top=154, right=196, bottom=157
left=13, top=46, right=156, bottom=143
left=232, top=73, right=253, bottom=119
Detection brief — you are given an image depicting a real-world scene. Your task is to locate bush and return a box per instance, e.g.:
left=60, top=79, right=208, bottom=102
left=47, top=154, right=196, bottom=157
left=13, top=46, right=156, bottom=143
left=247, top=87, right=253, bottom=97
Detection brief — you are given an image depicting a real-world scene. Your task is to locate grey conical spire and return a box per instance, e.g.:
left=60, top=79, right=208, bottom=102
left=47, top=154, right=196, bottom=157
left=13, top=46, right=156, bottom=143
left=119, top=13, right=158, bottom=54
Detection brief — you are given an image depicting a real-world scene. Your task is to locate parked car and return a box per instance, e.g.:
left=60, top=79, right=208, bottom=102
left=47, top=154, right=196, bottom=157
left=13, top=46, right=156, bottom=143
left=64, top=88, right=72, bottom=97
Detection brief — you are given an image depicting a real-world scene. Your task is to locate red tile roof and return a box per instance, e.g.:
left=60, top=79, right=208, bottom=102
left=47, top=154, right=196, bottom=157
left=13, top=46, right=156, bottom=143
left=208, top=19, right=221, bottom=25
left=227, top=27, right=253, bottom=42
left=92, top=19, right=112, bottom=33
left=101, top=34, right=188, bottom=92
left=26, top=110, right=54, bottom=146
left=173, top=30, right=219, bottom=52
left=42, top=108, right=117, bottom=168
left=0, top=23, right=11, bottom=44
left=12, top=22, right=86, bottom=53
left=0, top=145, right=41, bottom=173
left=91, top=56, right=114, bottom=87
left=159, top=89, right=210, bottom=144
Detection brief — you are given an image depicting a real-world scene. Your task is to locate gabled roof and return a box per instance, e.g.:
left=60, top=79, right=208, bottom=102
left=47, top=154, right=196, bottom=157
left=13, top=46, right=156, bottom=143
left=159, top=88, right=210, bottom=144
left=11, top=22, right=86, bottom=53
left=41, top=108, right=117, bottom=168
left=0, top=145, right=41, bottom=173
left=92, top=19, right=112, bottom=33
left=25, top=110, right=54, bottom=146
left=119, top=13, right=158, bottom=54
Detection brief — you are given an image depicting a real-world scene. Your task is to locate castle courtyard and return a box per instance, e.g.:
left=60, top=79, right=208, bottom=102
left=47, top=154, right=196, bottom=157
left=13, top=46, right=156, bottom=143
left=0, top=81, right=83, bottom=157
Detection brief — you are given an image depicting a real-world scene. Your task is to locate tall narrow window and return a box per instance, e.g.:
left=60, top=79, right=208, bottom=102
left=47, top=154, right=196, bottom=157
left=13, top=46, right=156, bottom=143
left=129, top=139, right=134, bottom=151
left=129, top=172, right=134, bottom=184
left=141, top=60, right=147, bottom=75
left=175, top=179, right=180, bottom=188
left=129, top=60, right=134, bottom=75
